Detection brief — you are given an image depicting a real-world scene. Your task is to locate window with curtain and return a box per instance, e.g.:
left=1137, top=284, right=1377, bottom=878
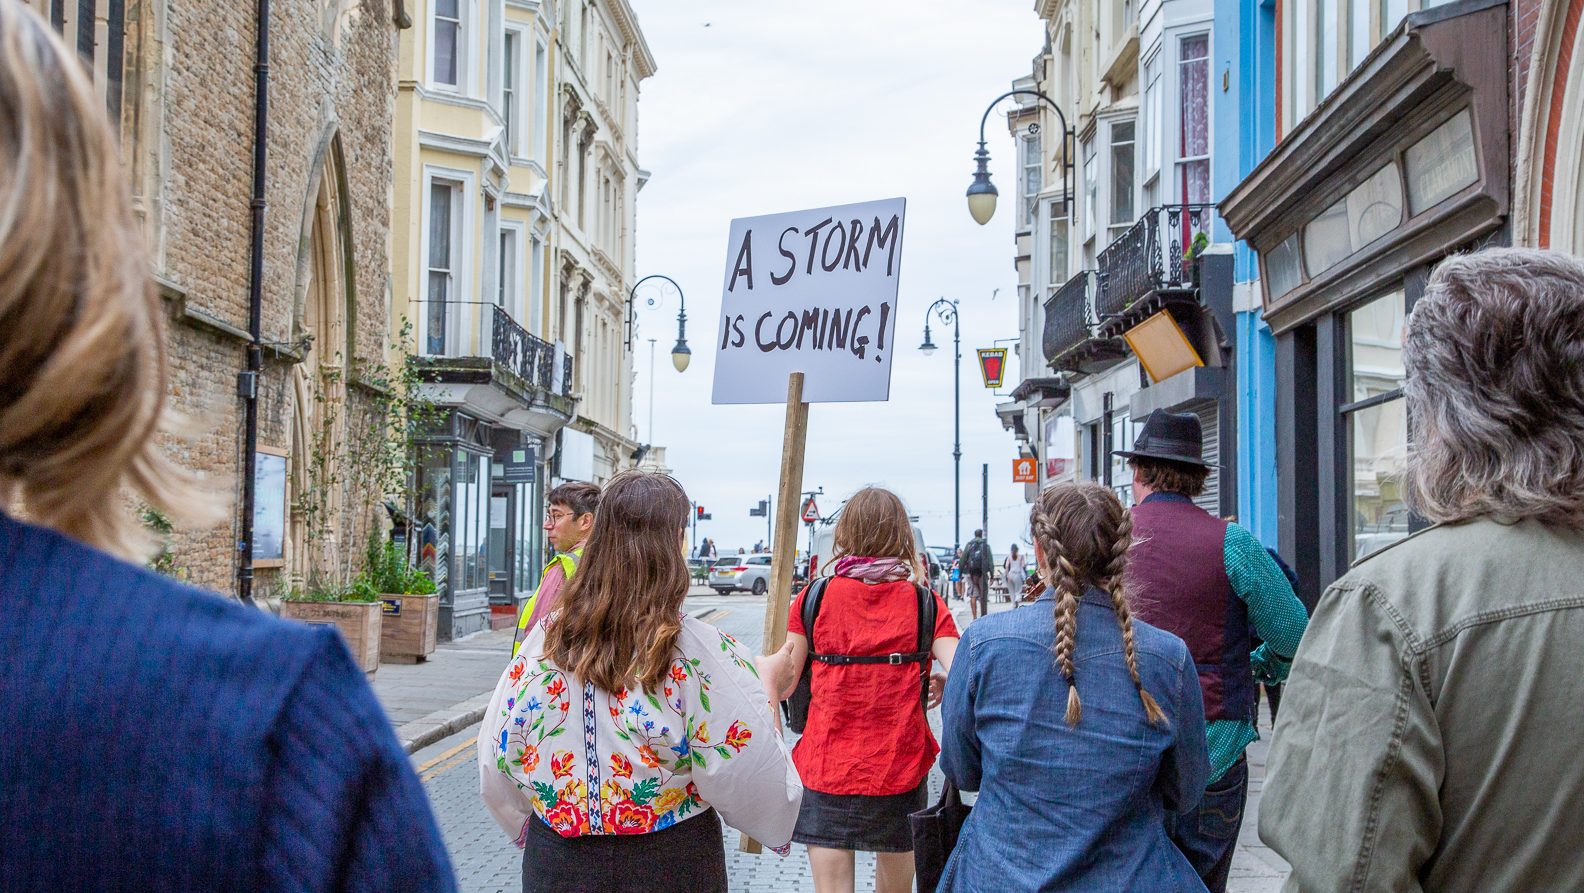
left=1083, top=140, right=1097, bottom=242
left=502, top=31, right=519, bottom=154
left=1143, top=51, right=1163, bottom=206
left=1022, top=133, right=1042, bottom=227
left=1318, top=0, right=1340, bottom=97
left=1177, top=34, right=1210, bottom=205
left=1049, top=203, right=1070, bottom=287
left=498, top=227, right=518, bottom=312
left=434, top=0, right=461, bottom=87
left=426, top=180, right=457, bottom=355
left=534, top=38, right=550, bottom=163
left=1108, top=120, right=1136, bottom=242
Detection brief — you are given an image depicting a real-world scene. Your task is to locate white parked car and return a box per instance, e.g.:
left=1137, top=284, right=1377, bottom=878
left=709, top=554, right=772, bottom=595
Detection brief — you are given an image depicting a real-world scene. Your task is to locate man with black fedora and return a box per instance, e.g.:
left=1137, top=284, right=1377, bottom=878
left=1117, top=410, right=1308, bottom=893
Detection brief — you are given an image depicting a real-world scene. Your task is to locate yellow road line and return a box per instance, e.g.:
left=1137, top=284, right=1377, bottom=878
left=416, top=737, right=474, bottom=774
left=421, top=748, right=476, bottom=782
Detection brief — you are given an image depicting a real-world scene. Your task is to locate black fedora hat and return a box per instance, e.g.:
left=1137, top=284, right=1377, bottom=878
left=1112, top=410, right=1209, bottom=468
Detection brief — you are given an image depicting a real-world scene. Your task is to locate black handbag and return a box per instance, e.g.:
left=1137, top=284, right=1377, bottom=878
left=909, top=781, right=970, bottom=892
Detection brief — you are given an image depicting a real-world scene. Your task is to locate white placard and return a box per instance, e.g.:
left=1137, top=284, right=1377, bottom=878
left=712, top=197, right=907, bottom=404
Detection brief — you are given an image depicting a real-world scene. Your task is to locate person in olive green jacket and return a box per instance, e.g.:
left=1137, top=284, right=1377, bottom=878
left=1261, top=248, right=1584, bottom=892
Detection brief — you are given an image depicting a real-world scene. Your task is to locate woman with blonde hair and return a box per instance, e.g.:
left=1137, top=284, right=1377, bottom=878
left=0, top=1, right=455, bottom=889
left=939, top=483, right=1208, bottom=891
left=767, top=486, right=959, bottom=893
left=479, top=470, right=801, bottom=893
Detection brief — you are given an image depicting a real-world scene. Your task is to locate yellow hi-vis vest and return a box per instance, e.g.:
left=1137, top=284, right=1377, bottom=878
left=512, top=547, right=581, bottom=656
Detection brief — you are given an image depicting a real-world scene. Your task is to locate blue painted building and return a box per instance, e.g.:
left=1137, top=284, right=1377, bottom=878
left=1213, top=0, right=1279, bottom=545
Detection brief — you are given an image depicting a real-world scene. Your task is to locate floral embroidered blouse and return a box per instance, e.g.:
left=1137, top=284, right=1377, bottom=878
left=478, top=614, right=803, bottom=848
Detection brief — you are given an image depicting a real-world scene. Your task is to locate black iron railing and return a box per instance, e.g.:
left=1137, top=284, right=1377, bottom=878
left=560, top=354, right=574, bottom=397
left=1096, top=204, right=1215, bottom=319
left=490, top=304, right=555, bottom=392
left=1043, top=271, right=1094, bottom=365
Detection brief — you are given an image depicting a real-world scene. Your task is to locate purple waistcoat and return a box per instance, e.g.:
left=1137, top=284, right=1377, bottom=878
left=1125, top=493, right=1253, bottom=723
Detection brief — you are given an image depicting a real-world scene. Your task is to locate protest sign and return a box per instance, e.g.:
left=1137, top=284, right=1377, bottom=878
left=712, top=197, right=906, bottom=405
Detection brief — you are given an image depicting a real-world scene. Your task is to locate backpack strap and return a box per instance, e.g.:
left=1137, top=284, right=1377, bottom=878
left=800, top=576, right=831, bottom=655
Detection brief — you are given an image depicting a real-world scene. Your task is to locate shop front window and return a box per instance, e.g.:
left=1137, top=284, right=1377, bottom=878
left=1344, top=290, right=1408, bottom=560
left=1265, top=232, right=1305, bottom=300
left=1302, top=162, right=1403, bottom=276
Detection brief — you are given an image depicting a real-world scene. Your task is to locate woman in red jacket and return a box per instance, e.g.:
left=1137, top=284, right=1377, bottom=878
left=776, top=487, right=960, bottom=893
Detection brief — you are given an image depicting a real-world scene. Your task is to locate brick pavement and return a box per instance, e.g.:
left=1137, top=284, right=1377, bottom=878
left=401, top=590, right=1289, bottom=892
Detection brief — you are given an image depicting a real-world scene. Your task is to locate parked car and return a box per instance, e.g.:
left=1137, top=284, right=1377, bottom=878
left=709, top=554, right=772, bottom=595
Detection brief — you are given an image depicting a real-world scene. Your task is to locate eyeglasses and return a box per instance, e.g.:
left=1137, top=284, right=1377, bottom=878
left=544, top=510, right=574, bottom=524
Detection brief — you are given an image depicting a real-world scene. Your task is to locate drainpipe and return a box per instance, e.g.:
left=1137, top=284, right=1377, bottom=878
left=238, top=0, right=270, bottom=606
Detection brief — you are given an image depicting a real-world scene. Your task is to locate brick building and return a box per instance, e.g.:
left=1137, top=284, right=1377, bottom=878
left=27, top=0, right=404, bottom=598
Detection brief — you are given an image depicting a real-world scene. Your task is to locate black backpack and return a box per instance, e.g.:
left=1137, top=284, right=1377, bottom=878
left=781, top=577, right=937, bottom=734
left=964, top=539, right=993, bottom=574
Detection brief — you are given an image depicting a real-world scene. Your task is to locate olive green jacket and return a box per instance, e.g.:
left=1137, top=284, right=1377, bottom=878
left=1261, top=518, right=1584, bottom=892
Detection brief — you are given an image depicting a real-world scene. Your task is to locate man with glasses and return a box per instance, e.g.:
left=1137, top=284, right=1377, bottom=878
left=513, top=482, right=600, bottom=656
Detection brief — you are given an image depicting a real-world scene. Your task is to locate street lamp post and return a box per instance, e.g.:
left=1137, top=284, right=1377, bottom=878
left=965, top=89, right=1076, bottom=225
left=919, top=297, right=962, bottom=556
left=627, top=274, right=691, bottom=373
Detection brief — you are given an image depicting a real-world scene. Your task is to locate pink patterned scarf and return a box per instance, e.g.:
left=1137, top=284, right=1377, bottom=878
left=833, top=556, right=912, bottom=584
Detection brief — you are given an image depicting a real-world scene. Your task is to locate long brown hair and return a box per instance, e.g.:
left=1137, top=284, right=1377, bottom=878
left=544, top=470, right=690, bottom=692
left=826, top=487, right=915, bottom=573
left=1029, top=483, right=1166, bottom=728
left=0, top=0, right=200, bottom=558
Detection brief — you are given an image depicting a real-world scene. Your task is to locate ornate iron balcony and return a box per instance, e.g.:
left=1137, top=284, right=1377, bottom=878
left=1043, top=270, right=1094, bottom=366
left=1096, top=204, right=1215, bottom=320
left=490, top=304, right=556, bottom=392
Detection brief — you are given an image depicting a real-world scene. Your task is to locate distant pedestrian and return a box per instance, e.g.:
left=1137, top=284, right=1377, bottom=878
left=0, top=4, right=455, bottom=888
left=704, top=537, right=717, bottom=560
left=962, top=529, right=993, bottom=619
left=1116, top=410, right=1307, bottom=893
left=765, top=487, right=960, bottom=893
left=1002, top=544, right=1028, bottom=603
left=481, top=471, right=801, bottom=893
left=512, top=481, right=599, bottom=656
left=939, top=483, right=1209, bottom=891
left=949, top=553, right=963, bottom=601
left=1262, top=248, right=1584, bottom=893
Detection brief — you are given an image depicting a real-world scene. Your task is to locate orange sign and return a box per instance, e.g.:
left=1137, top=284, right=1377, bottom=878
left=1012, top=457, right=1037, bottom=483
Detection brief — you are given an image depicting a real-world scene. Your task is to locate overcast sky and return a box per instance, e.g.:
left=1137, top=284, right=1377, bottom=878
left=625, top=0, right=1043, bottom=558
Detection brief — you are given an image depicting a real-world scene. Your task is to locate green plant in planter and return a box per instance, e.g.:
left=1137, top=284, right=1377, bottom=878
left=359, top=536, right=438, bottom=595
left=282, top=580, right=382, bottom=604
left=1183, top=231, right=1210, bottom=262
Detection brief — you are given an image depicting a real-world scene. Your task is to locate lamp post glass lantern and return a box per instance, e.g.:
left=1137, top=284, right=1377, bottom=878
left=921, top=297, right=962, bottom=553
left=627, top=274, right=690, bottom=372
left=966, top=89, right=1075, bottom=226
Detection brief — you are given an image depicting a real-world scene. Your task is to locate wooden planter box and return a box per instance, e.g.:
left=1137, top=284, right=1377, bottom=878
left=379, top=592, right=439, bottom=663
left=282, top=600, right=382, bottom=674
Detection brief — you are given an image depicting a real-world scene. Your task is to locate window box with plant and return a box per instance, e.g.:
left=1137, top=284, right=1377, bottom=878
left=363, top=538, right=440, bottom=663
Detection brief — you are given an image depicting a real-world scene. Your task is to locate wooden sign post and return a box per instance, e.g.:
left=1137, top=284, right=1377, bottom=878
left=740, top=372, right=809, bottom=855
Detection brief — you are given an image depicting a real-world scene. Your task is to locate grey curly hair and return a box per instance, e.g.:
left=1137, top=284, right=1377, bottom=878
left=1402, top=247, right=1584, bottom=528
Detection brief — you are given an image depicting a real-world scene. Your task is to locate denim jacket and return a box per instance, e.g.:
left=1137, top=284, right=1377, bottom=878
left=940, top=588, right=1210, bottom=892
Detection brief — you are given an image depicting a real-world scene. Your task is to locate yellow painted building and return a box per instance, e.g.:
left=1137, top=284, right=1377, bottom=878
left=391, top=0, right=655, bottom=639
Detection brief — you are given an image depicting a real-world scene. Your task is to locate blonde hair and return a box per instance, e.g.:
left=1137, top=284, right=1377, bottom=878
left=0, top=0, right=196, bottom=559
left=1029, top=483, right=1167, bottom=728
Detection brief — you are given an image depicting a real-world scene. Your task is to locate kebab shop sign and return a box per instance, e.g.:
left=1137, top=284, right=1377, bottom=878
left=712, top=197, right=906, bottom=404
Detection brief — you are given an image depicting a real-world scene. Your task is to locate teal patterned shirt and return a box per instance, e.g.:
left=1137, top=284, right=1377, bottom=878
left=1206, top=523, right=1309, bottom=782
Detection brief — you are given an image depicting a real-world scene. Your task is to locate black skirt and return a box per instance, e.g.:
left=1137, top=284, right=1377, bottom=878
left=792, top=779, right=929, bottom=853
left=521, top=807, right=727, bottom=893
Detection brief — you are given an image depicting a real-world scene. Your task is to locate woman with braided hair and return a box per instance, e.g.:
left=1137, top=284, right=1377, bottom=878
left=938, top=483, right=1210, bottom=892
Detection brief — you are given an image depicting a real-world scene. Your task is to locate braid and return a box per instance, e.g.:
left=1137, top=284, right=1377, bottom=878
left=1032, top=505, right=1083, bottom=726
left=1101, top=505, right=1168, bottom=726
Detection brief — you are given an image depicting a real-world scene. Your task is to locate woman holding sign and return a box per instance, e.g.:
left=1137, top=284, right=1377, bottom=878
left=767, top=487, right=959, bottom=893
